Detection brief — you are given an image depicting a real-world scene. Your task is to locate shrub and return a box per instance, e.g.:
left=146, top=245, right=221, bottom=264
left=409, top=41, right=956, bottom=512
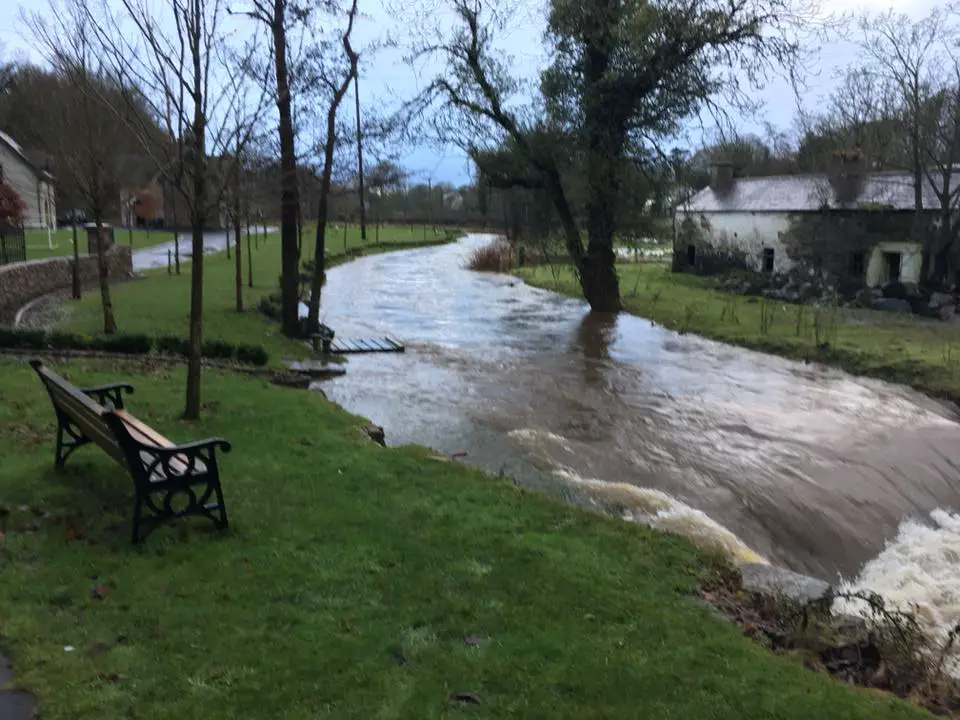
left=256, top=293, right=282, bottom=321
left=101, top=333, right=152, bottom=355
left=46, top=332, right=89, bottom=350
left=0, top=328, right=46, bottom=349
left=156, top=335, right=190, bottom=356
left=467, top=238, right=515, bottom=272
left=202, top=340, right=235, bottom=360
left=236, top=344, right=269, bottom=366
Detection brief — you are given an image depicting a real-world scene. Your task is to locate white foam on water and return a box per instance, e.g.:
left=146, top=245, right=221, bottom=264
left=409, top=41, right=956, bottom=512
left=508, top=428, right=575, bottom=453
left=553, top=469, right=768, bottom=566
left=834, top=509, right=960, bottom=675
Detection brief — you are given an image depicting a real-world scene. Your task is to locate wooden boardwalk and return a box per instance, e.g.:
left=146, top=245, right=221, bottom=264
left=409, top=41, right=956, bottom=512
left=328, top=337, right=405, bottom=354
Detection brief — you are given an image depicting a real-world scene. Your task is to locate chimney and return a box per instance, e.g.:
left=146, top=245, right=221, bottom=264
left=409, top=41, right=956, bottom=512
left=828, top=149, right=865, bottom=205
left=710, top=159, right=735, bottom=194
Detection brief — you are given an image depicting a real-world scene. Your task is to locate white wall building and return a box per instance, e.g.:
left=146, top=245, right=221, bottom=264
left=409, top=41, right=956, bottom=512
left=0, top=130, right=55, bottom=229
left=674, top=164, right=942, bottom=287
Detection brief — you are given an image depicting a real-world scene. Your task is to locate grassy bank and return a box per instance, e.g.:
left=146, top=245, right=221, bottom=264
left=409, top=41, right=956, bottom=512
left=514, top=263, right=960, bottom=405
left=54, top=224, right=455, bottom=364
left=23, top=228, right=167, bottom=260
left=0, top=355, right=928, bottom=718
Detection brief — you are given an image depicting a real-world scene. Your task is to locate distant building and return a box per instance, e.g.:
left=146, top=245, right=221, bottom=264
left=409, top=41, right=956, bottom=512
left=674, top=161, right=946, bottom=287
left=0, top=130, right=55, bottom=229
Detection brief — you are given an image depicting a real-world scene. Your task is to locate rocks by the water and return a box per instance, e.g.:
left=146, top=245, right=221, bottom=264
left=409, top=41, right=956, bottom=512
left=284, top=360, right=347, bottom=378
left=871, top=297, right=913, bottom=314
left=940, top=304, right=956, bottom=322
left=272, top=372, right=313, bottom=389
left=929, top=291, right=955, bottom=308
left=739, top=563, right=831, bottom=604
left=361, top=425, right=386, bottom=446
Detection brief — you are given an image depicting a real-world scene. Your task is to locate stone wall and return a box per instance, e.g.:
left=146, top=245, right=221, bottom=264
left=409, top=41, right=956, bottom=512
left=0, top=246, right=133, bottom=323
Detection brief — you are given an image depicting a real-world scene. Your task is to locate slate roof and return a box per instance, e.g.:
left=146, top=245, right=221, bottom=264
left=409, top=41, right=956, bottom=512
left=0, top=129, right=46, bottom=179
left=683, top=171, right=944, bottom=213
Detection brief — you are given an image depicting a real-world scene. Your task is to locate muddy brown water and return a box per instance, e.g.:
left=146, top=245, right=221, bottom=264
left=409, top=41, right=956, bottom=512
left=312, top=234, right=960, bottom=582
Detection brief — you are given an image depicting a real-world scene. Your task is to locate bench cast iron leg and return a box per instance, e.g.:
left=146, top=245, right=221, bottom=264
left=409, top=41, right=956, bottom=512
left=54, top=410, right=89, bottom=468
left=131, top=493, right=144, bottom=545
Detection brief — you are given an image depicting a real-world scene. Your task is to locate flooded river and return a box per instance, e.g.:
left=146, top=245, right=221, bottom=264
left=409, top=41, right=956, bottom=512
left=316, top=234, right=960, bottom=600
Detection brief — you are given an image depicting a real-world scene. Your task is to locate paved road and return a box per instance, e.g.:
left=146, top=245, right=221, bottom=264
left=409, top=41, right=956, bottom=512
left=133, top=228, right=277, bottom=271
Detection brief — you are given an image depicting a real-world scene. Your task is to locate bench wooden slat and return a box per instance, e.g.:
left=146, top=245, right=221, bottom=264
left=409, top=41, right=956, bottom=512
left=114, top=410, right=174, bottom=448
left=114, top=410, right=202, bottom=478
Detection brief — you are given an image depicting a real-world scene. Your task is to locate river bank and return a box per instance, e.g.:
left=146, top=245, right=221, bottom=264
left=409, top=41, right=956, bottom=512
left=0, top=354, right=934, bottom=719
left=512, top=263, right=960, bottom=408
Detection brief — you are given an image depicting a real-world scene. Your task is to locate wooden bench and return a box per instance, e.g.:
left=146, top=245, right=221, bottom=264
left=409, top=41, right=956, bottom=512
left=30, top=359, right=232, bottom=544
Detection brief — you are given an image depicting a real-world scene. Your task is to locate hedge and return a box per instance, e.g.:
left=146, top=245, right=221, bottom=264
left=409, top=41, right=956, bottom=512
left=0, top=328, right=270, bottom=367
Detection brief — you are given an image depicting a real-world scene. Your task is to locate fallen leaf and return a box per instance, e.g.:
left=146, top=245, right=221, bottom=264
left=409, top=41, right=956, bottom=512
left=464, top=635, right=487, bottom=647
left=91, top=584, right=108, bottom=600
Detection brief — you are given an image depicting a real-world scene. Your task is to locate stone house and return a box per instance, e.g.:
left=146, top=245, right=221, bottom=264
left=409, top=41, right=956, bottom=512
left=674, top=161, right=944, bottom=288
left=0, top=130, right=55, bottom=229
left=114, top=154, right=229, bottom=231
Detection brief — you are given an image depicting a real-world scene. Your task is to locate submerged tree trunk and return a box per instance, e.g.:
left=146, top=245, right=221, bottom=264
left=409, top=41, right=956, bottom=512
left=93, top=214, right=117, bottom=334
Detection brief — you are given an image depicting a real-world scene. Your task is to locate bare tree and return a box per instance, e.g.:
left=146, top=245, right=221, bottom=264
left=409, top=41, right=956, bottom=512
left=301, top=0, right=360, bottom=333
left=850, top=6, right=955, bottom=278
left=25, top=0, right=120, bottom=334
left=221, top=56, right=271, bottom=313
left=84, top=0, right=249, bottom=419
left=231, top=0, right=303, bottom=336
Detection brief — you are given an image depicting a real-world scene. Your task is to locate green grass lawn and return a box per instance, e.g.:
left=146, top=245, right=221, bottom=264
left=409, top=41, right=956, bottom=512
left=55, top=223, right=455, bottom=365
left=0, top=356, right=928, bottom=719
left=514, top=263, right=960, bottom=405
left=23, top=228, right=170, bottom=260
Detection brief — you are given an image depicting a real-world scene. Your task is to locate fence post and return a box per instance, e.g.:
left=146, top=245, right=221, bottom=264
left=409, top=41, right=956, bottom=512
left=0, top=233, right=6, bottom=265
left=168, top=249, right=172, bottom=275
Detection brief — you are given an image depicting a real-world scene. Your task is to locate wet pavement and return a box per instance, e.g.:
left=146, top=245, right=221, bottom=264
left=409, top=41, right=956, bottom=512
left=0, top=652, right=34, bottom=720
left=313, top=234, right=960, bottom=582
left=132, top=227, right=276, bottom=271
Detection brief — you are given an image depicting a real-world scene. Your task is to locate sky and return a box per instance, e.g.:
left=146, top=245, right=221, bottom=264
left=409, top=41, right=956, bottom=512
left=0, top=0, right=943, bottom=186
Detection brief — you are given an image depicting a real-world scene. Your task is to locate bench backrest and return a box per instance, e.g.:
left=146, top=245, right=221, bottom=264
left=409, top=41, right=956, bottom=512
left=30, top=360, right=126, bottom=465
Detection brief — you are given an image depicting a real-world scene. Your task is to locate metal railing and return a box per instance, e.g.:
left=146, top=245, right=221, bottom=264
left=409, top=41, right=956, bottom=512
left=0, top=225, right=26, bottom=265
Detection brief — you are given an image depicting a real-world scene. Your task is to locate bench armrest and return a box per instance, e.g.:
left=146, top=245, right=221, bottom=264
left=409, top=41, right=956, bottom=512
left=81, top=382, right=135, bottom=409
left=140, top=437, right=232, bottom=480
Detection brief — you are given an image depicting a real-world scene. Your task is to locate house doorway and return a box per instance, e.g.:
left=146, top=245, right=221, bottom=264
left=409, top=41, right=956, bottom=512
left=686, top=244, right=696, bottom=266
left=883, top=252, right=902, bottom=283
left=762, top=247, right=775, bottom=273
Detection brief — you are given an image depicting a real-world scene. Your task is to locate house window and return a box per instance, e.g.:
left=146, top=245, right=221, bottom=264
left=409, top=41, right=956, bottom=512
left=849, top=251, right=865, bottom=277
left=762, top=247, right=775, bottom=273
left=883, top=252, right=902, bottom=283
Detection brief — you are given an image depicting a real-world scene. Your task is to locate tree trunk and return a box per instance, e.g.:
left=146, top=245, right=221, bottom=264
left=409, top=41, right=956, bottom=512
left=93, top=215, right=117, bottom=334
left=184, top=212, right=204, bottom=421
left=578, top=16, right=624, bottom=313
left=273, top=2, right=301, bottom=337
left=172, top=198, right=181, bottom=275
left=354, top=72, right=366, bottom=242
left=235, top=213, right=243, bottom=312
left=247, top=220, right=253, bottom=288
left=183, top=0, right=206, bottom=422
left=307, top=131, right=337, bottom=332
left=71, top=222, right=81, bottom=299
